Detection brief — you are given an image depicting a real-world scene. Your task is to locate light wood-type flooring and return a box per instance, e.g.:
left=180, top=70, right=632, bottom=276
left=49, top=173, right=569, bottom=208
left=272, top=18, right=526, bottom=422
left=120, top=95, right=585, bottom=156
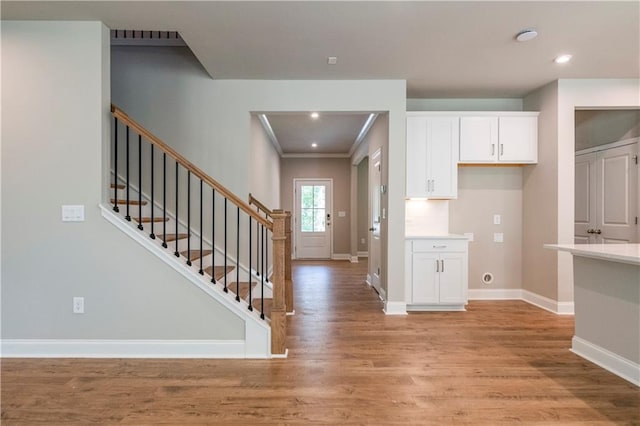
left=2, top=260, right=639, bottom=424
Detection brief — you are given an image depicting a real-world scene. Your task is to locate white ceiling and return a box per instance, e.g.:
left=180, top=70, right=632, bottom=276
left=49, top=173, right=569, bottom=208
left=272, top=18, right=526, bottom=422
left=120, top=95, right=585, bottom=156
left=5, top=1, right=638, bottom=154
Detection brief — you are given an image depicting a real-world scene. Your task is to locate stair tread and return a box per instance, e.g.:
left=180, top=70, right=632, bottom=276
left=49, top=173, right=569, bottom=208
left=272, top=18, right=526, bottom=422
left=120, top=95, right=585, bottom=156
left=181, top=250, right=213, bottom=261
left=111, top=198, right=148, bottom=206
left=133, top=217, right=169, bottom=223
left=228, top=281, right=257, bottom=300
left=204, top=265, right=235, bottom=281
left=252, top=298, right=273, bottom=318
left=159, top=233, right=190, bottom=242
left=111, top=183, right=125, bottom=189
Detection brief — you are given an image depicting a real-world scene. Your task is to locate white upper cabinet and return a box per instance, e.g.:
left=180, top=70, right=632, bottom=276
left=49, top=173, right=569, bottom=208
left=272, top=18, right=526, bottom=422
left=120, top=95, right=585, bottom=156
left=459, top=113, right=538, bottom=164
left=406, top=115, right=459, bottom=199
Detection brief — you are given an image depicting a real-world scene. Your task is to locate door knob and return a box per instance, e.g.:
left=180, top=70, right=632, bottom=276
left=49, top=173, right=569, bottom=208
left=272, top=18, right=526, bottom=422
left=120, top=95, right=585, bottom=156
left=587, top=229, right=594, bottom=234
left=369, top=227, right=375, bottom=232
left=595, top=229, right=602, bottom=235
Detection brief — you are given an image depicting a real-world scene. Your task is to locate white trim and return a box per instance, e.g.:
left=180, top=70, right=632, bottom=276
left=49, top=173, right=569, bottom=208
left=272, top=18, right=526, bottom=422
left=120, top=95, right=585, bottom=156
left=357, top=251, right=369, bottom=258
left=349, top=255, right=359, bottom=263
left=331, top=253, right=351, bottom=260
left=383, top=301, right=407, bottom=315
left=349, top=113, right=378, bottom=158
left=522, top=289, right=574, bottom=315
left=406, top=111, right=539, bottom=117
left=1, top=339, right=248, bottom=359
left=282, top=153, right=350, bottom=159
left=365, top=274, right=372, bottom=286
left=270, top=348, right=289, bottom=359
left=99, top=205, right=271, bottom=356
left=407, top=304, right=466, bottom=312
left=468, top=288, right=522, bottom=300
left=571, top=336, right=640, bottom=387
left=257, top=114, right=284, bottom=156
left=286, top=310, right=296, bottom=316
left=575, top=137, right=638, bottom=156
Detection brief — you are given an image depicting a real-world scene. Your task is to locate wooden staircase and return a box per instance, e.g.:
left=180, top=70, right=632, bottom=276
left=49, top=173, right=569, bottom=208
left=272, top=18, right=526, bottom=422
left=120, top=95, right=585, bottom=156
left=109, top=105, right=289, bottom=353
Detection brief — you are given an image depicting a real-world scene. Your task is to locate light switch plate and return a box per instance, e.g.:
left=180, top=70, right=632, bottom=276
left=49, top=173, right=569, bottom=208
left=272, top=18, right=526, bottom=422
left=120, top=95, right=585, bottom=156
left=464, top=232, right=474, bottom=242
left=494, top=233, right=504, bottom=243
left=338, top=211, right=346, bottom=217
left=493, top=214, right=501, bottom=225
left=62, top=205, right=85, bottom=222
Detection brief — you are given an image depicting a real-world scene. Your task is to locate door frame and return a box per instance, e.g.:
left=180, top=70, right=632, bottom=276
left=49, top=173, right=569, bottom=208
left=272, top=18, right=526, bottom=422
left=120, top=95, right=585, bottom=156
left=293, top=178, right=334, bottom=260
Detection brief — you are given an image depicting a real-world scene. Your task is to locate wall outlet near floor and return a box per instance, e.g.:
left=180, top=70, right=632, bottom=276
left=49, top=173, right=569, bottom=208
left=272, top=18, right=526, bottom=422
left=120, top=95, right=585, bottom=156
left=73, top=297, right=84, bottom=314
left=463, top=232, right=474, bottom=242
left=494, top=233, right=504, bottom=243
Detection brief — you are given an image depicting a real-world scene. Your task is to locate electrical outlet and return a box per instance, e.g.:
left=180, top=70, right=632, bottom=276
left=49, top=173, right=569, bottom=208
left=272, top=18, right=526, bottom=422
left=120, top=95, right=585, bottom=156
left=73, top=297, right=84, bottom=314
left=494, top=233, right=504, bottom=243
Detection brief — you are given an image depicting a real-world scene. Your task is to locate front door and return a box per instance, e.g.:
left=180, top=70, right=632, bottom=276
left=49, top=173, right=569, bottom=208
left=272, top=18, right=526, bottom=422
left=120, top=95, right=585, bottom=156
left=369, top=149, right=383, bottom=296
left=295, top=179, right=332, bottom=259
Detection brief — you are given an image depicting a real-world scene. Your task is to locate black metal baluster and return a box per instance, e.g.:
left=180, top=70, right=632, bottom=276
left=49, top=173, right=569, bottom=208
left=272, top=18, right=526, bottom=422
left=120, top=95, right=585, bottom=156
left=256, top=218, right=260, bottom=277
left=113, top=117, right=119, bottom=213
left=150, top=144, right=155, bottom=239
left=174, top=162, right=180, bottom=257
left=265, top=213, right=269, bottom=283
left=199, top=180, right=204, bottom=275
left=236, top=207, right=240, bottom=302
left=137, top=135, right=143, bottom=230
left=248, top=216, right=253, bottom=311
left=260, top=224, right=265, bottom=320
left=186, top=171, right=192, bottom=266
left=162, top=153, right=167, bottom=248
left=223, top=198, right=228, bottom=293
left=211, top=188, right=216, bottom=283
left=125, top=126, right=131, bottom=221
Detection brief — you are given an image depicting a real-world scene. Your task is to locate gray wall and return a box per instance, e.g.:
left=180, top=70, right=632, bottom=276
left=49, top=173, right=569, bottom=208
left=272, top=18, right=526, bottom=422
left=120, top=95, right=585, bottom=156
left=449, top=168, right=523, bottom=290
left=111, top=45, right=407, bottom=304
left=250, top=115, right=281, bottom=210
left=280, top=158, right=352, bottom=256
left=1, top=21, right=242, bottom=340
left=575, top=109, right=640, bottom=151
left=357, top=157, right=369, bottom=253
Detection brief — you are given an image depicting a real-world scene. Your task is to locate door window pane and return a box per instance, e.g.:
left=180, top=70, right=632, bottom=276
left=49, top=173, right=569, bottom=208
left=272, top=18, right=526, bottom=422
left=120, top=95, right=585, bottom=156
left=300, top=185, right=327, bottom=232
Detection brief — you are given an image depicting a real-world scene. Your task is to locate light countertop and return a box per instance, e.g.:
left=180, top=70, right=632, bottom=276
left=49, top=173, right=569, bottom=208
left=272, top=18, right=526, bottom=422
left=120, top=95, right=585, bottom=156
left=406, top=234, right=469, bottom=240
left=544, top=243, right=640, bottom=266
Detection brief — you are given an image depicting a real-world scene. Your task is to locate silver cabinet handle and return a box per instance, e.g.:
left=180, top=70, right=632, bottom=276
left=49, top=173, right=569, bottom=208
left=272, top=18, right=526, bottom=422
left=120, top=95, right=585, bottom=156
left=500, top=144, right=504, bottom=156
left=436, top=259, right=439, bottom=272
left=433, top=245, right=447, bottom=249
left=441, top=259, right=445, bottom=272
left=432, top=179, right=435, bottom=192
left=491, top=144, right=495, bottom=156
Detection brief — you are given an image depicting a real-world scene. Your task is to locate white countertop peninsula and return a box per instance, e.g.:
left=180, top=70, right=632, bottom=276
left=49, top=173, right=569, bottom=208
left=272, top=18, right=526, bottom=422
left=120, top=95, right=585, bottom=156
left=545, top=243, right=640, bottom=386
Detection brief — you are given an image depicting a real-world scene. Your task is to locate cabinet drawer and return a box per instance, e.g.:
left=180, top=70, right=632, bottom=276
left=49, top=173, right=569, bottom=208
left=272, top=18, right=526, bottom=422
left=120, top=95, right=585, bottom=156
left=411, top=239, right=467, bottom=253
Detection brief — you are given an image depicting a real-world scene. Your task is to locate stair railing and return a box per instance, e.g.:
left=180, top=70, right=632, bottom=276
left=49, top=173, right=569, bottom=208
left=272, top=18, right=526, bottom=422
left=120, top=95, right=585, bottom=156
left=111, top=105, right=286, bottom=355
left=249, top=194, right=293, bottom=314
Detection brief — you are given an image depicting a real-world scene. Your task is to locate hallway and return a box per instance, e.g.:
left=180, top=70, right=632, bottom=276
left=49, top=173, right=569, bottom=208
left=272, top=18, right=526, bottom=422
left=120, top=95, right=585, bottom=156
left=2, top=260, right=639, bottom=424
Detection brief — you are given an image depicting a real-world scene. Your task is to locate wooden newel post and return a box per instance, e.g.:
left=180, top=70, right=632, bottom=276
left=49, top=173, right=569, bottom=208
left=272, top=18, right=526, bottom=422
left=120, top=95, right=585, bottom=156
left=284, top=211, right=294, bottom=314
left=270, top=209, right=287, bottom=355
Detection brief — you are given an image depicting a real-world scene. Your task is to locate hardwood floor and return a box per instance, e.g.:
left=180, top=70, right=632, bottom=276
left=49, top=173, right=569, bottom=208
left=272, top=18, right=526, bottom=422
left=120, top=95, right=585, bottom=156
left=2, top=260, right=639, bottom=424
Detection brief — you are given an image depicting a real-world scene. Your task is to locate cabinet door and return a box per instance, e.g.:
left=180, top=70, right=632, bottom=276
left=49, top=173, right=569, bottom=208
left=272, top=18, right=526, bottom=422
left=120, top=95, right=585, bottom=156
left=498, top=116, right=538, bottom=163
left=438, top=253, right=466, bottom=304
left=427, top=117, right=459, bottom=198
left=406, top=116, right=428, bottom=197
left=459, top=117, right=498, bottom=162
left=411, top=252, right=439, bottom=304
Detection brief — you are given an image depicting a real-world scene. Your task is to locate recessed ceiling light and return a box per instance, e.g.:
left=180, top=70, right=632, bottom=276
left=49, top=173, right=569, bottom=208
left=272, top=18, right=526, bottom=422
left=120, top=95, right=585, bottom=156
left=327, top=56, right=337, bottom=65
left=311, top=142, right=318, bottom=148
left=310, top=112, right=319, bottom=119
left=516, top=29, right=538, bottom=42
left=554, top=54, right=572, bottom=64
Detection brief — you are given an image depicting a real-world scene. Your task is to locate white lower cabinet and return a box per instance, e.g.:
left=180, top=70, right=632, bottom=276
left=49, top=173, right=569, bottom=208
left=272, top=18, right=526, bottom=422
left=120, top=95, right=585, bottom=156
left=406, top=237, right=468, bottom=311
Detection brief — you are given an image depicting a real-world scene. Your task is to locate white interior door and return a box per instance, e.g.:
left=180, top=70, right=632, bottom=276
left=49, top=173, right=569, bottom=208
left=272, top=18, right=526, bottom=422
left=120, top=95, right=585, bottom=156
left=369, top=149, right=382, bottom=295
left=575, top=152, right=597, bottom=243
left=596, top=143, right=638, bottom=243
left=295, top=179, right=332, bottom=259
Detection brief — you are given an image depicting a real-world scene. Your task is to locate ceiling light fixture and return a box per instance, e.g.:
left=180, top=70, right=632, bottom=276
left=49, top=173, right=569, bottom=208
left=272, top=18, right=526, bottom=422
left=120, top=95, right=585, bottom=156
left=311, top=142, right=318, bottom=148
left=515, top=29, right=538, bottom=42
left=310, top=112, right=319, bottom=119
left=554, top=54, right=572, bottom=64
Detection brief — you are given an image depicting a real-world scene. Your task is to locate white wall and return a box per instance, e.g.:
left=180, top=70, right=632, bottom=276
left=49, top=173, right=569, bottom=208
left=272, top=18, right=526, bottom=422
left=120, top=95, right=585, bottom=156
left=2, top=21, right=243, bottom=341
left=249, top=115, right=281, bottom=210
left=111, top=46, right=408, bottom=305
left=407, top=98, right=523, bottom=112
left=575, top=110, right=640, bottom=151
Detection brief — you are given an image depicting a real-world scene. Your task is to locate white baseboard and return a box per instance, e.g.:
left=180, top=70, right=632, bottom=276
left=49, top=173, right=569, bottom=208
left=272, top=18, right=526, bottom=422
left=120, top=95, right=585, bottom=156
left=571, top=336, right=640, bottom=387
left=0, top=339, right=255, bottom=358
left=522, top=289, right=574, bottom=315
left=365, top=274, right=372, bottom=286
left=331, top=253, right=351, bottom=261
left=468, top=288, right=522, bottom=300
left=383, top=301, right=407, bottom=315
left=349, top=256, right=359, bottom=263
left=357, top=251, right=368, bottom=258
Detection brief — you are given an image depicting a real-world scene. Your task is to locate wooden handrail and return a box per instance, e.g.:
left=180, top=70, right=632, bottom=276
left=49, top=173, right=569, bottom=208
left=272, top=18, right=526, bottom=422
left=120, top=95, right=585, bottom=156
left=248, top=193, right=273, bottom=218
left=111, top=104, right=272, bottom=230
